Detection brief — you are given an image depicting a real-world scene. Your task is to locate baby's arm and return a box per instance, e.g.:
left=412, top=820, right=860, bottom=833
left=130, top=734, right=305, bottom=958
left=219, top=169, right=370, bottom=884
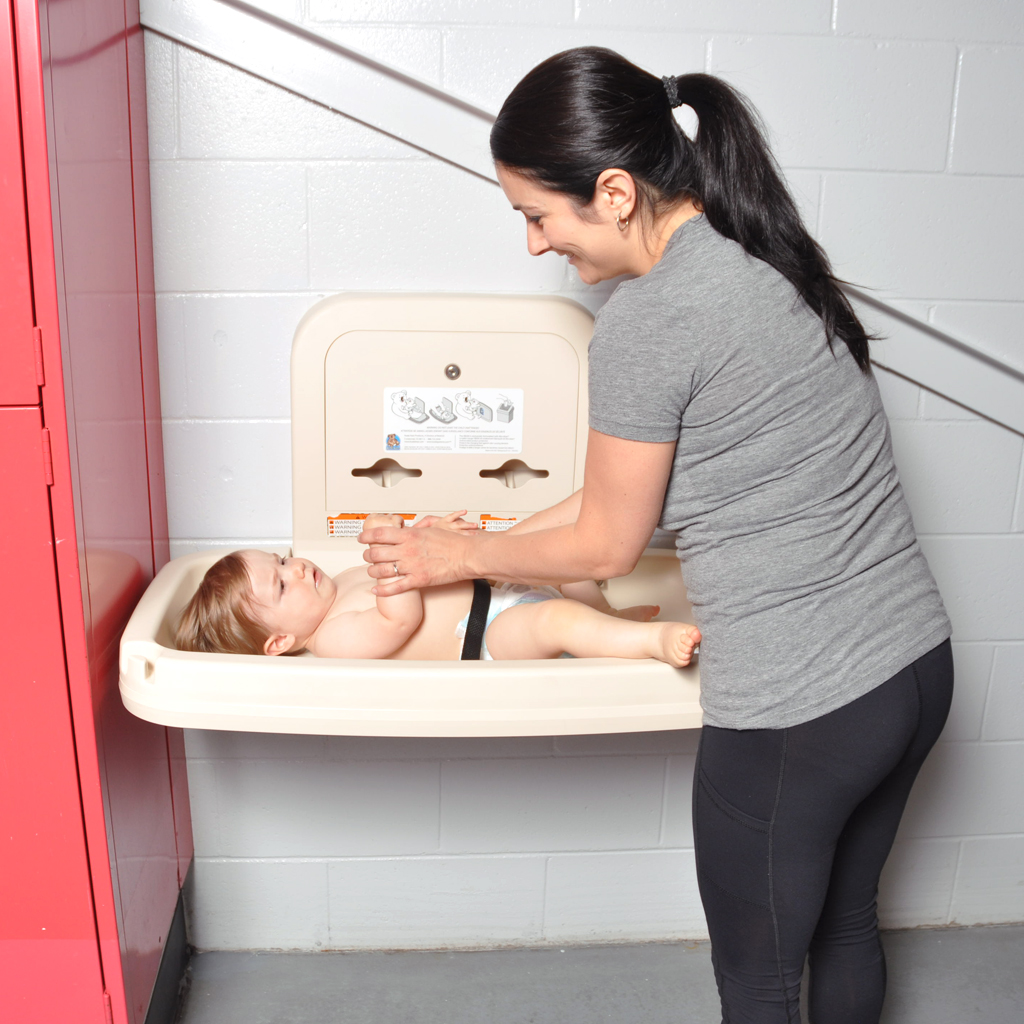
left=311, top=514, right=424, bottom=658
left=413, top=509, right=478, bottom=532
left=311, top=588, right=423, bottom=659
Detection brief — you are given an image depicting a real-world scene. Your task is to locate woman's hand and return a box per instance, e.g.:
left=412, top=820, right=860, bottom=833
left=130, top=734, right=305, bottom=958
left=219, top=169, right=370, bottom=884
left=359, top=522, right=477, bottom=596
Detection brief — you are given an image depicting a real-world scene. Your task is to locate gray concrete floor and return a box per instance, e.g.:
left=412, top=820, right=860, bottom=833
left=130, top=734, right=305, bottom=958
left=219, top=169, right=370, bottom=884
left=175, top=925, right=1024, bottom=1024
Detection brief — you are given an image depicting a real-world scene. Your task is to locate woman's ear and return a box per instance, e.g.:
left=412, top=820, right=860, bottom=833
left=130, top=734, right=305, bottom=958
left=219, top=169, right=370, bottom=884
left=264, top=633, right=296, bottom=656
left=594, top=168, right=637, bottom=222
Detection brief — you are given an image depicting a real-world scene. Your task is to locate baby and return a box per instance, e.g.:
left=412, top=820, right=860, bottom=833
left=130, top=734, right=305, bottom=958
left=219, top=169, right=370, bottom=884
left=175, top=513, right=701, bottom=667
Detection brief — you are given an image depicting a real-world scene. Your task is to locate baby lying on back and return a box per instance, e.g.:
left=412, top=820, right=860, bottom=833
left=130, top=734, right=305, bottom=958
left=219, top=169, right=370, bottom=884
left=175, top=513, right=700, bottom=666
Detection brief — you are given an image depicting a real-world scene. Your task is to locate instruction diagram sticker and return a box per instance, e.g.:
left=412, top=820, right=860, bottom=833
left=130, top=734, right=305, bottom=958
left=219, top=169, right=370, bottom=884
left=383, top=387, right=523, bottom=455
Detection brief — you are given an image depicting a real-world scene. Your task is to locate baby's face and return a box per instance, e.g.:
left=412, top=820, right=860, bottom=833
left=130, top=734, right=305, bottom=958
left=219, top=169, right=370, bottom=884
left=241, top=550, right=337, bottom=650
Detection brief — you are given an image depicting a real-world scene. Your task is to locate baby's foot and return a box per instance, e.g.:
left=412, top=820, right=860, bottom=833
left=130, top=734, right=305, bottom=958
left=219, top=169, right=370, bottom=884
left=653, top=623, right=702, bottom=668
left=613, top=603, right=660, bottom=622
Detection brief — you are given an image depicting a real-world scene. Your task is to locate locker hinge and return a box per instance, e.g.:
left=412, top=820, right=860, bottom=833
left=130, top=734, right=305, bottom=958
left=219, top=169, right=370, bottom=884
left=41, top=428, right=54, bottom=486
left=32, top=327, right=45, bottom=385
left=103, top=991, right=114, bottom=1024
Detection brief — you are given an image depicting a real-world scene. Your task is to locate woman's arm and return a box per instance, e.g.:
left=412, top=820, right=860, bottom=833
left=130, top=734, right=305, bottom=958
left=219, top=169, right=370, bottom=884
left=503, top=489, right=583, bottom=535
left=360, top=430, right=676, bottom=596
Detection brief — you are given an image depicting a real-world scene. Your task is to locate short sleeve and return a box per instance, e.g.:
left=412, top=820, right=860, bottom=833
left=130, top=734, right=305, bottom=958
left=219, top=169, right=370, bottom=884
left=587, top=286, right=699, bottom=444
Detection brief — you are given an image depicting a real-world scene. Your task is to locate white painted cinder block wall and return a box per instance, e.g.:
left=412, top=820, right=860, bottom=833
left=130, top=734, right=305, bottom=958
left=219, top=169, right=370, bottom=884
left=144, top=0, right=1024, bottom=950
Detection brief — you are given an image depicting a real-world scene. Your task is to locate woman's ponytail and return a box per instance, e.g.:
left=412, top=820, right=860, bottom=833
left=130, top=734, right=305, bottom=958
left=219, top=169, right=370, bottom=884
left=671, top=74, right=871, bottom=371
left=492, top=50, right=872, bottom=372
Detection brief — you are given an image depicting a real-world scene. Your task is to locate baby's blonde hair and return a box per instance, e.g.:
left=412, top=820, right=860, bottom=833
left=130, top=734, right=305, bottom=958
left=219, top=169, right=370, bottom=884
left=174, top=552, right=269, bottom=655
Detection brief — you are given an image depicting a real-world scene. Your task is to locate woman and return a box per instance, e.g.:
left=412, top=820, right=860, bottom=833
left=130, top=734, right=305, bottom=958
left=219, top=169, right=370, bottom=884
left=361, top=48, right=952, bottom=1023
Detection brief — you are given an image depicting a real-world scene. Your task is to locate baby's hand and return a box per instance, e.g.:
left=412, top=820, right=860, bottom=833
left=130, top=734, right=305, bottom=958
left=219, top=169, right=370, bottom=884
left=413, top=510, right=479, bottom=533
left=364, top=513, right=406, bottom=531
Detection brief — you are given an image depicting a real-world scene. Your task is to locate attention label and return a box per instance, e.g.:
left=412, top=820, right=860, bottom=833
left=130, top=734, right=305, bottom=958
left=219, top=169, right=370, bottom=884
left=383, top=387, right=523, bottom=455
left=480, top=515, right=519, bottom=532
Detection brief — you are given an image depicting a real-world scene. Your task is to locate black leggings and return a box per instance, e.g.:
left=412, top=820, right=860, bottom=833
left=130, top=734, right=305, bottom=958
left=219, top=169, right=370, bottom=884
left=693, top=640, right=953, bottom=1024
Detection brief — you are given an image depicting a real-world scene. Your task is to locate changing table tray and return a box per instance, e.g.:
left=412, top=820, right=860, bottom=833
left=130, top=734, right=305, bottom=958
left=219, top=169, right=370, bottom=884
left=119, top=547, right=702, bottom=737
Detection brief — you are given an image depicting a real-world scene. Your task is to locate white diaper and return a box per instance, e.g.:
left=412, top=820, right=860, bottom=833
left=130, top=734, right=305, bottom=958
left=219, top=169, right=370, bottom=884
left=455, top=583, right=562, bottom=660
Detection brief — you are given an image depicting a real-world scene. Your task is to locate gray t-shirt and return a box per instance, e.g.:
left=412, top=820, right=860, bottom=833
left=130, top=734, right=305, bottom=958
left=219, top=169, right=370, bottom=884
left=589, top=215, right=950, bottom=729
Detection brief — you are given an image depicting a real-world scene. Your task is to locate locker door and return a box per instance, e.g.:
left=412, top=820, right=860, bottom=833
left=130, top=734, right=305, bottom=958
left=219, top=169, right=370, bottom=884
left=0, top=407, right=108, bottom=1024
left=0, top=0, right=37, bottom=405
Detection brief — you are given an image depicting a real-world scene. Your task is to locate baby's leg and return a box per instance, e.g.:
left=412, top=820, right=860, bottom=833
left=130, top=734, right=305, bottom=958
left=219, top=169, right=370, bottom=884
left=485, top=598, right=701, bottom=667
left=558, top=580, right=659, bottom=623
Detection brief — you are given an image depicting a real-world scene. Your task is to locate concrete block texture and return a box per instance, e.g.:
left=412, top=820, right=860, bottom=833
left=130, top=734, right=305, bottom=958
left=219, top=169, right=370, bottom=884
left=307, top=0, right=575, bottom=26
left=553, top=730, right=699, bottom=757
left=440, top=756, right=666, bottom=853
left=877, top=838, right=961, bottom=928
left=244, top=0, right=303, bottom=19
left=576, top=0, right=830, bottom=34
left=951, top=836, right=1024, bottom=924
left=143, top=31, right=176, bottom=160
left=818, top=173, right=1024, bottom=301
left=709, top=37, right=956, bottom=171
left=544, top=851, right=707, bottom=942
left=175, top=46, right=423, bottom=160
left=918, top=389, right=981, bottom=422
left=888, top=421, right=1023, bottom=533
left=983, top=646, right=1024, bottom=741
left=190, top=859, right=330, bottom=950
left=874, top=367, right=922, bottom=420
left=148, top=0, right=1024, bottom=952
left=150, top=161, right=309, bottom=293
left=327, top=856, right=546, bottom=947
left=952, top=48, right=1024, bottom=175
left=917, top=537, right=1024, bottom=641
left=307, top=25, right=443, bottom=85
left=930, top=302, right=1024, bottom=375
left=307, top=161, right=565, bottom=293
left=661, top=755, right=696, bottom=848
left=835, top=0, right=1024, bottom=43
left=441, top=28, right=705, bottom=113
left=897, top=740, right=1024, bottom=839
left=941, top=643, right=994, bottom=744
left=162, top=420, right=292, bottom=540
left=185, top=730, right=328, bottom=762
left=157, top=294, right=316, bottom=420
left=188, top=758, right=442, bottom=857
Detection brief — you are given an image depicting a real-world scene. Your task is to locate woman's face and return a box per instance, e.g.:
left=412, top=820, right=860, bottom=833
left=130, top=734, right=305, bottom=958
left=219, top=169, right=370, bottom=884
left=496, top=164, right=632, bottom=284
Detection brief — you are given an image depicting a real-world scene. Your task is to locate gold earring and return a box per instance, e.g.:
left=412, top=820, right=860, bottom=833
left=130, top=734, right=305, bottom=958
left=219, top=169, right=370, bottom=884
left=616, top=213, right=629, bottom=231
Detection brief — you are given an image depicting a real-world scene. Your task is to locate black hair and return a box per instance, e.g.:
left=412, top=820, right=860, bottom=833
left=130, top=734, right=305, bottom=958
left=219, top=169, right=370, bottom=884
left=490, top=47, right=872, bottom=371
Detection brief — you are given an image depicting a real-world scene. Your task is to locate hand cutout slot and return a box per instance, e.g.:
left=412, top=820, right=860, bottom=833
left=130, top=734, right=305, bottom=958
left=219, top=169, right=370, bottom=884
left=351, top=459, right=423, bottom=488
left=479, top=460, right=549, bottom=489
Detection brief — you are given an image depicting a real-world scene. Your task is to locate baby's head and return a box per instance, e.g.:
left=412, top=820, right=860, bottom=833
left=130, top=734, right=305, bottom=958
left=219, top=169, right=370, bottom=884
left=174, top=550, right=335, bottom=656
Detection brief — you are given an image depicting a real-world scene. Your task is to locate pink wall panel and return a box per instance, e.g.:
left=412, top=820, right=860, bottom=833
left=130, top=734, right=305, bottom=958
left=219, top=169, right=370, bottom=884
left=125, top=0, right=171, bottom=574
left=0, top=407, right=107, bottom=1024
left=0, top=0, right=36, bottom=404
left=10, top=1, right=188, bottom=1020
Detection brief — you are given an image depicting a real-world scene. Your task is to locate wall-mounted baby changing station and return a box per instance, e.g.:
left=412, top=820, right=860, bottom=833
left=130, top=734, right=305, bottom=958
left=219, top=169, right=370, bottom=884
left=120, top=295, right=701, bottom=736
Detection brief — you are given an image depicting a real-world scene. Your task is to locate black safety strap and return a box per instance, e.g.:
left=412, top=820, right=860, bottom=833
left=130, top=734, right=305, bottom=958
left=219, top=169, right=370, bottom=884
left=460, top=578, right=491, bottom=660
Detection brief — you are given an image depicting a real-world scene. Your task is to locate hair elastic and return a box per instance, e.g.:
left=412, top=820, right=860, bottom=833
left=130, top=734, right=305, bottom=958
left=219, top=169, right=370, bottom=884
left=661, top=75, right=682, bottom=108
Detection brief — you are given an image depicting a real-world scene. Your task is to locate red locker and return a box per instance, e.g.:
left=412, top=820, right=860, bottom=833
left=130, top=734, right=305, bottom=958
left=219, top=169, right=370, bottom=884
left=1, top=2, right=191, bottom=1022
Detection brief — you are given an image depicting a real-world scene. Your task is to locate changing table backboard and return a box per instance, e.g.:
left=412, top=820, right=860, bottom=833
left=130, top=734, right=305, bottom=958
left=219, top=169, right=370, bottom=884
left=292, top=294, right=592, bottom=567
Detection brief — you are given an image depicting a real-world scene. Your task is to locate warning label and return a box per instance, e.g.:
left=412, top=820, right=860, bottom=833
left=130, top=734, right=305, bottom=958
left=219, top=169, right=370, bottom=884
left=327, top=512, right=416, bottom=537
left=383, top=387, right=523, bottom=455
